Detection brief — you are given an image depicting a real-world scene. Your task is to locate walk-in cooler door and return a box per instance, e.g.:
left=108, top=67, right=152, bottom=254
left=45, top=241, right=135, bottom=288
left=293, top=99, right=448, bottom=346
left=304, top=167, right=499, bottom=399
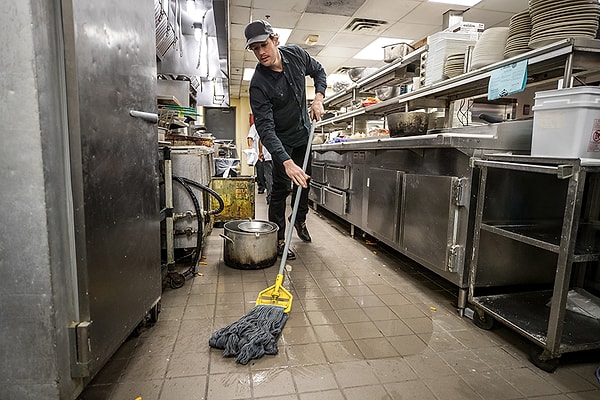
left=63, top=0, right=161, bottom=381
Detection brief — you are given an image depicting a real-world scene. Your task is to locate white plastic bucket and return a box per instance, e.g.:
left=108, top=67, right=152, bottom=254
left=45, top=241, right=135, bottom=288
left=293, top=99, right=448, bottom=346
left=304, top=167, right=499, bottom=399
left=531, top=86, right=600, bottom=159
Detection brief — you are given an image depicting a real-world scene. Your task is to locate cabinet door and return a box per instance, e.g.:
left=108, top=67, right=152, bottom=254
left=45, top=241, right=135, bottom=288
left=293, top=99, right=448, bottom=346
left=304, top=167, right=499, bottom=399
left=367, top=168, right=403, bottom=243
left=401, top=174, right=465, bottom=273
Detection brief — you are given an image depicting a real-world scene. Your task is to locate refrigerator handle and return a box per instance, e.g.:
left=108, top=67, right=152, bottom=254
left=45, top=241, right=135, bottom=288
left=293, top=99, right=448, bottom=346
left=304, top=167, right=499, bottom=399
left=129, top=109, right=158, bottom=123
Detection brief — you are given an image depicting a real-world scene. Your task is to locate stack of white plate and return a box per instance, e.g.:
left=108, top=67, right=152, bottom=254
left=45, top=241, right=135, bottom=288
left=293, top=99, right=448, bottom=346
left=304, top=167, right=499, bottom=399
left=528, top=0, right=600, bottom=49
left=470, top=27, right=510, bottom=70
left=443, top=53, right=465, bottom=78
left=504, top=10, right=532, bottom=58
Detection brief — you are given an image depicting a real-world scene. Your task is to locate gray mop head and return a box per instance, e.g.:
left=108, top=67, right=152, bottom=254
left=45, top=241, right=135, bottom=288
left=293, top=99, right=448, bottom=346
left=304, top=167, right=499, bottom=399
left=209, top=305, right=289, bottom=365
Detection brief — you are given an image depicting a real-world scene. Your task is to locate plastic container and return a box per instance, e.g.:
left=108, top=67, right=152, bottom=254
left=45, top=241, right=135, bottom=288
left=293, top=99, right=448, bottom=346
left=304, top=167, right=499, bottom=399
left=531, top=86, right=600, bottom=158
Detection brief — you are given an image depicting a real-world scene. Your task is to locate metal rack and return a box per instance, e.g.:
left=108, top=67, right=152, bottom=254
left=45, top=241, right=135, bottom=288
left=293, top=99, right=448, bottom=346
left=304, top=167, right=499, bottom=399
left=318, top=38, right=600, bottom=129
left=469, top=154, right=600, bottom=372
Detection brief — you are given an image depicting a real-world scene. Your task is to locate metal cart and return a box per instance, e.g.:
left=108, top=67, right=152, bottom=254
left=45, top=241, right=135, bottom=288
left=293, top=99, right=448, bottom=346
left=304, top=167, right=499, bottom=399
left=468, top=154, right=600, bottom=372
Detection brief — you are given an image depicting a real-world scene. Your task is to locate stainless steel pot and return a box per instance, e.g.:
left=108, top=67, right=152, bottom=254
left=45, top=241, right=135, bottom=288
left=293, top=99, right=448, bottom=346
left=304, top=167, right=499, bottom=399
left=220, top=220, right=278, bottom=269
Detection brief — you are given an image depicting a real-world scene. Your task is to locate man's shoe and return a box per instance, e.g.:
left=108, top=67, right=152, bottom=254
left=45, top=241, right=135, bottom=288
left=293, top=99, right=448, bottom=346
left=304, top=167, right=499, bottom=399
left=277, top=240, right=296, bottom=260
left=294, top=221, right=312, bottom=242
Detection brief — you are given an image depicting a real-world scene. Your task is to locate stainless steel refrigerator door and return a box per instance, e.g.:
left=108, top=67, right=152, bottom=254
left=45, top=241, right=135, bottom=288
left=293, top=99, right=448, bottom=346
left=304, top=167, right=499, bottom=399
left=401, top=174, right=466, bottom=280
left=62, top=0, right=161, bottom=378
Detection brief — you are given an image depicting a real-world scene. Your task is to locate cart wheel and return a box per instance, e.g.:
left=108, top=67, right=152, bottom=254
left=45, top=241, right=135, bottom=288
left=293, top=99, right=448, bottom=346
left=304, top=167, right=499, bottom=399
left=169, top=272, right=185, bottom=289
left=528, top=345, right=559, bottom=373
left=148, top=301, right=161, bottom=324
left=472, top=310, right=495, bottom=330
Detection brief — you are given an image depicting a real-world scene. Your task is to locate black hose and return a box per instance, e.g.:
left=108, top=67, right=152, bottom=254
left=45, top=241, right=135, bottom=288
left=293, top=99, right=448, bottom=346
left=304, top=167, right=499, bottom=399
left=173, top=177, right=203, bottom=278
left=172, top=176, right=225, bottom=279
left=177, top=177, right=225, bottom=216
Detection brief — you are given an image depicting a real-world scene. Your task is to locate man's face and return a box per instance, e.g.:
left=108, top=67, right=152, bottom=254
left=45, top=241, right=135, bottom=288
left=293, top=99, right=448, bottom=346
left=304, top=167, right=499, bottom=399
left=249, top=36, right=280, bottom=68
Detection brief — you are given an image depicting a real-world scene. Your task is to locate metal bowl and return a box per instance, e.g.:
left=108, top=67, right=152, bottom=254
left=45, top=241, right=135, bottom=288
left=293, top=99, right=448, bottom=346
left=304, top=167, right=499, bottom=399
left=375, top=86, right=400, bottom=101
left=348, top=67, right=378, bottom=82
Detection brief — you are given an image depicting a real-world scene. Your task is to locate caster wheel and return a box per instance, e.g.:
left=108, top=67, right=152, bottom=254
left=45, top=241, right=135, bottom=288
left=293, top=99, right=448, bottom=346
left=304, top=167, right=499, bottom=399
left=472, top=310, right=495, bottom=330
left=168, top=272, right=185, bottom=289
left=528, top=346, right=559, bottom=373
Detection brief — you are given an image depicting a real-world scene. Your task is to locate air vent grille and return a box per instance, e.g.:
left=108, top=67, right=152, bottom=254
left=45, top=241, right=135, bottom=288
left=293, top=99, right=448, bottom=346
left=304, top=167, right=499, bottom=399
left=344, top=18, right=388, bottom=33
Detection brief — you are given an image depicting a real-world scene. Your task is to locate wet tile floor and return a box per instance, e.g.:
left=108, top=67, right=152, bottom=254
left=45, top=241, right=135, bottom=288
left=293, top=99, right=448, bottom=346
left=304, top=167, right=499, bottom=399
left=79, top=192, right=600, bottom=400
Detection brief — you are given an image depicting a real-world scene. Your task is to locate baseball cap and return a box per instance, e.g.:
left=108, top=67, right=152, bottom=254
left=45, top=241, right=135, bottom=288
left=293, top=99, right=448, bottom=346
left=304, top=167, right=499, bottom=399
left=244, top=20, right=274, bottom=48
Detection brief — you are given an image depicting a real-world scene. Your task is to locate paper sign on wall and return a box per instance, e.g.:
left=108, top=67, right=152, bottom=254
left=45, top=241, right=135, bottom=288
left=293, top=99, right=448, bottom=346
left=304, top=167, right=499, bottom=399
left=488, top=59, right=528, bottom=100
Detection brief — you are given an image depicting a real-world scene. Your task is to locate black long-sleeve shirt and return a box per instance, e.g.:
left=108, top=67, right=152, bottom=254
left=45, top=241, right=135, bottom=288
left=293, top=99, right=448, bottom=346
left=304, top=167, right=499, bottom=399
left=249, top=44, right=327, bottom=164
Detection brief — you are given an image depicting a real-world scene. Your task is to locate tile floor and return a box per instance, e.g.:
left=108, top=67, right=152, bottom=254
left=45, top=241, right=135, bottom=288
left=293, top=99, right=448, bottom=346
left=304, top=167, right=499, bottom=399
left=79, top=191, right=600, bottom=400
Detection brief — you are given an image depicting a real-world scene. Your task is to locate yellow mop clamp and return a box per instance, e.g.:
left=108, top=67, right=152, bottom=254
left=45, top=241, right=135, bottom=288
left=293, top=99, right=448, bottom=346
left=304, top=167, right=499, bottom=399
left=256, top=274, right=293, bottom=313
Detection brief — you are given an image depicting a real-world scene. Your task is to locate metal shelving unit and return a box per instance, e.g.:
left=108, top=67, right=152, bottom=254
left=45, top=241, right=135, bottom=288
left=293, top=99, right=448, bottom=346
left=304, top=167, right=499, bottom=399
left=469, top=154, right=600, bottom=372
left=319, top=38, right=600, bottom=129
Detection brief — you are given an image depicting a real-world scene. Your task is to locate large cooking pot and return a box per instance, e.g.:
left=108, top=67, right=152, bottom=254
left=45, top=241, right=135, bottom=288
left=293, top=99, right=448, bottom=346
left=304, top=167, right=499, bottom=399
left=220, top=219, right=278, bottom=269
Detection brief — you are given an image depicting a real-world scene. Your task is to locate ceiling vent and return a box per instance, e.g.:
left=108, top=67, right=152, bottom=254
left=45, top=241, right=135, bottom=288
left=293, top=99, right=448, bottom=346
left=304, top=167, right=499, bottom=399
left=344, top=18, right=388, bottom=33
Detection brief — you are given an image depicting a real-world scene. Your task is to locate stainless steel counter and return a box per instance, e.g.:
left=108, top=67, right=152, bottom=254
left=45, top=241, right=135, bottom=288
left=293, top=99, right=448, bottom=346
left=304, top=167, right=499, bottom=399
left=313, top=119, right=533, bottom=153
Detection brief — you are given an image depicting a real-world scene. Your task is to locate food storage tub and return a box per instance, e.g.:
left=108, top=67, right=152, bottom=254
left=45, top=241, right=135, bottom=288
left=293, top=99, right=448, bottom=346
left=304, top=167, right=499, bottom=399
left=531, top=86, right=600, bottom=159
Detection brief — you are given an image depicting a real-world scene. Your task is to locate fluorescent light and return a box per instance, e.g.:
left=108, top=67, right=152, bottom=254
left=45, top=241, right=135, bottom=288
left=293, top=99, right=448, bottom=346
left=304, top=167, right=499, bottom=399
left=273, top=27, right=292, bottom=46
left=353, top=37, right=413, bottom=61
left=243, top=68, right=255, bottom=81
left=428, top=0, right=481, bottom=6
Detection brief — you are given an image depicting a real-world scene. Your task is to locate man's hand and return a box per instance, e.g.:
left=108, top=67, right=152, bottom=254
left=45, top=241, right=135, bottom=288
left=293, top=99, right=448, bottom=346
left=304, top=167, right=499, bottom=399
left=310, top=93, right=325, bottom=121
left=283, top=159, right=310, bottom=188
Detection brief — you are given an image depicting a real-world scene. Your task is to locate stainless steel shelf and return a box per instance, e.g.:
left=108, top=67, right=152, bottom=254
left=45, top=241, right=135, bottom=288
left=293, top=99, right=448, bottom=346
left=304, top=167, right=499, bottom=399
left=318, top=38, right=600, bottom=129
left=480, top=222, right=600, bottom=261
left=471, top=290, right=600, bottom=352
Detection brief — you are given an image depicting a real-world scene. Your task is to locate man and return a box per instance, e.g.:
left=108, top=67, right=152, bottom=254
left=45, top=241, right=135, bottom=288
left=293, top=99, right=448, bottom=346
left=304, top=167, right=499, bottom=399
left=245, top=19, right=326, bottom=260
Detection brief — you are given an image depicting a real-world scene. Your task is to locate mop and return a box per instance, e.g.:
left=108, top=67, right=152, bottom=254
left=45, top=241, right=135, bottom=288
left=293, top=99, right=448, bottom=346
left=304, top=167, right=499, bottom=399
left=209, top=121, right=316, bottom=364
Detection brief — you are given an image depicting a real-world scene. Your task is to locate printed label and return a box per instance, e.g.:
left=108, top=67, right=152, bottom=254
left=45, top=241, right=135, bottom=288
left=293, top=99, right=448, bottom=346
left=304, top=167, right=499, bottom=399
left=588, top=119, right=600, bottom=153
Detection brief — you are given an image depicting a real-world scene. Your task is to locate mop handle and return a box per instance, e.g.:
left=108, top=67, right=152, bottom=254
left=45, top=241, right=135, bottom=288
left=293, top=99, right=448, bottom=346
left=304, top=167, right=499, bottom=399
left=277, top=120, right=317, bottom=275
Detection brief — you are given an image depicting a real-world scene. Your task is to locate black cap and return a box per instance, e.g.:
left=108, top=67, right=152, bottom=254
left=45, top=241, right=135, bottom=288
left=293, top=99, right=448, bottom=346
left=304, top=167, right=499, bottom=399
left=244, top=20, right=274, bottom=48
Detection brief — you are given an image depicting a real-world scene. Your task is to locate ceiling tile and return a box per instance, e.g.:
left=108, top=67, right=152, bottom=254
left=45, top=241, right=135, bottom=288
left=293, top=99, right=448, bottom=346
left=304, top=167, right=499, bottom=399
left=354, top=0, right=422, bottom=21
left=297, top=13, right=352, bottom=32
left=230, top=5, right=251, bottom=25
left=288, top=29, right=336, bottom=47
left=328, top=33, right=381, bottom=49
left=402, top=2, right=465, bottom=26
left=472, top=0, right=528, bottom=13
left=463, top=8, right=516, bottom=28
left=247, top=9, right=302, bottom=28
left=305, top=0, right=367, bottom=16
left=253, top=0, right=311, bottom=13
left=383, top=22, right=440, bottom=42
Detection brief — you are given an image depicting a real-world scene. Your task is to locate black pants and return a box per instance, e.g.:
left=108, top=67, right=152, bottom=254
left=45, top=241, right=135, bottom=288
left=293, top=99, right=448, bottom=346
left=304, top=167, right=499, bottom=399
left=254, top=159, right=265, bottom=191
left=268, top=144, right=311, bottom=242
